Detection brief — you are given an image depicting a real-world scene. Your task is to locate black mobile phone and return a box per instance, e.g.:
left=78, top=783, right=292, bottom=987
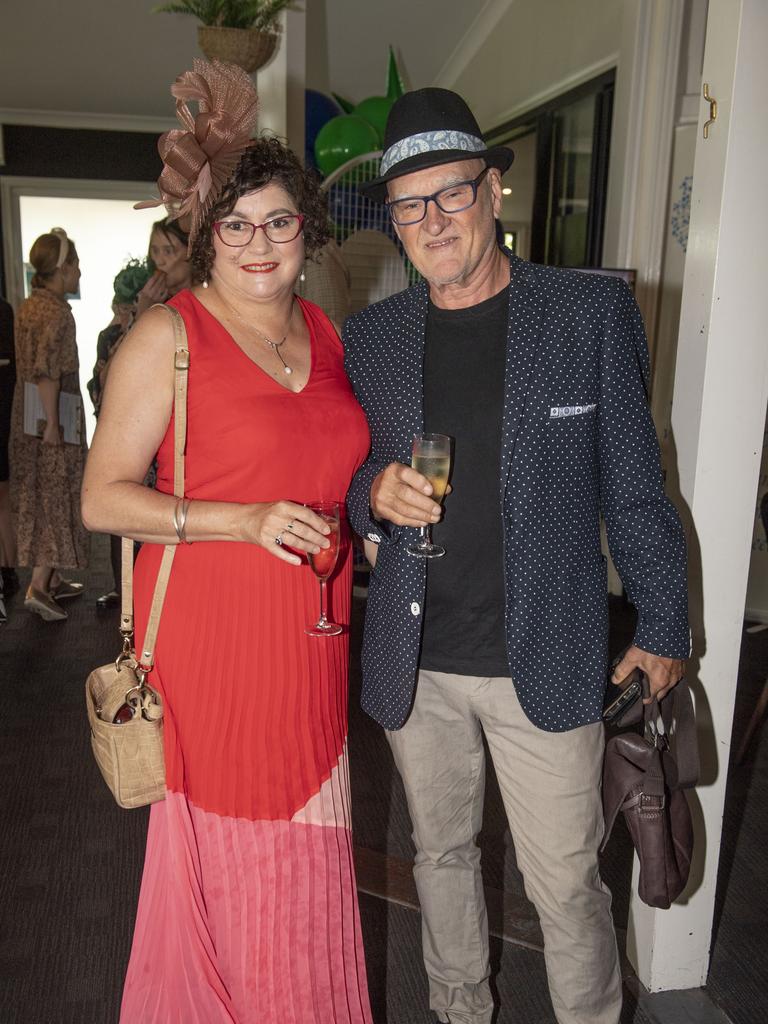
left=602, top=667, right=643, bottom=724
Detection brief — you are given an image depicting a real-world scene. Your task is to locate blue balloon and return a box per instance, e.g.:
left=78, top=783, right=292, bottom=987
left=305, top=89, right=342, bottom=170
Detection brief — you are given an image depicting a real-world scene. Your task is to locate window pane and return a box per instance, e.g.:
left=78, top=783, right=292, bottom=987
left=547, top=93, right=596, bottom=266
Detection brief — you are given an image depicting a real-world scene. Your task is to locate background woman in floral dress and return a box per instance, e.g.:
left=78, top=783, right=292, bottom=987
left=11, top=228, right=88, bottom=621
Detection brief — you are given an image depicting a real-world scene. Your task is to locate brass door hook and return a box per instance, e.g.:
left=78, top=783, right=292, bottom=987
left=703, top=83, right=717, bottom=138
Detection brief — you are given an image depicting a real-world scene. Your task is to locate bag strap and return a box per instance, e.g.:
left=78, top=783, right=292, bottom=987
left=118, top=304, right=189, bottom=676
left=646, top=676, right=699, bottom=789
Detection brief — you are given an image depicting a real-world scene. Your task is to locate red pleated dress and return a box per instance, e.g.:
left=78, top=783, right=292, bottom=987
left=120, top=291, right=373, bottom=1023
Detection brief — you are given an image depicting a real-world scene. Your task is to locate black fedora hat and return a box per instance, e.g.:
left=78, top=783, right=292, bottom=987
left=359, top=87, right=514, bottom=202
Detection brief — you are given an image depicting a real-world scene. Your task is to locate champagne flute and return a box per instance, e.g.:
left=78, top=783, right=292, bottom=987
left=407, top=432, right=451, bottom=558
left=305, top=501, right=342, bottom=636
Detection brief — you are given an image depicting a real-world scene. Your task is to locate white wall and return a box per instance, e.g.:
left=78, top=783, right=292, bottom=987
left=651, top=2, right=708, bottom=478
left=651, top=123, right=697, bottom=453
left=639, top=0, right=767, bottom=624
left=256, top=8, right=306, bottom=156
left=306, top=0, right=485, bottom=101
left=441, top=0, right=622, bottom=128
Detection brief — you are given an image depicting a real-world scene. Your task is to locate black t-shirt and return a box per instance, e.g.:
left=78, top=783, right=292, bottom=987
left=420, top=286, right=510, bottom=677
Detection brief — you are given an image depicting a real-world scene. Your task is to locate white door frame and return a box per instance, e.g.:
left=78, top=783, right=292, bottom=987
left=626, top=0, right=768, bottom=991
left=602, top=0, right=686, bottom=362
left=1, top=176, right=155, bottom=309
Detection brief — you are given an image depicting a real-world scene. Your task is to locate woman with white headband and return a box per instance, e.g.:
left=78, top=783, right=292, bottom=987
left=10, top=227, right=88, bottom=620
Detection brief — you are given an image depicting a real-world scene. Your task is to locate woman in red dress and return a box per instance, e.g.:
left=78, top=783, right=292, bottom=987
left=82, top=61, right=372, bottom=1023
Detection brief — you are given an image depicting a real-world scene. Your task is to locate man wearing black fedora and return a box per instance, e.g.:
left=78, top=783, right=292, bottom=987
left=344, top=88, right=688, bottom=1024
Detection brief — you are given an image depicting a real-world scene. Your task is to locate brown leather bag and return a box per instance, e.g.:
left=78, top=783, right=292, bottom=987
left=601, top=677, right=699, bottom=909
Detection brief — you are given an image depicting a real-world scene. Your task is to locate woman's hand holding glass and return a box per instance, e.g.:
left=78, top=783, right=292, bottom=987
left=243, top=499, right=331, bottom=565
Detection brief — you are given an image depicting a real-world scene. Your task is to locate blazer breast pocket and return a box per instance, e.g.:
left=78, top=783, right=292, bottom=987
left=548, top=404, right=598, bottom=420
left=544, top=403, right=599, bottom=466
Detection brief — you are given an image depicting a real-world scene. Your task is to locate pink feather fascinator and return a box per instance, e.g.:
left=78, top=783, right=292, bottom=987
left=135, top=59, right=259, bottom=247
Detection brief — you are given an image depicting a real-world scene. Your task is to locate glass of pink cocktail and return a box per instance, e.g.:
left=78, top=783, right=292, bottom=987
left=305, top=501, right=342, bottom=637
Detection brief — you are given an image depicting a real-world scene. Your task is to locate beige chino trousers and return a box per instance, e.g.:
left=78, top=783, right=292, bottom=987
left=386, top=670, right=622, bottom=1024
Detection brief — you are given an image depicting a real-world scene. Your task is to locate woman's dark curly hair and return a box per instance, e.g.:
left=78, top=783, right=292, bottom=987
left=190, top=135, right=330, bottom=284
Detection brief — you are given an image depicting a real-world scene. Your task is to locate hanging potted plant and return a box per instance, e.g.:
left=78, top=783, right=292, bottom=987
left=154, top=1, right=293, bottom=73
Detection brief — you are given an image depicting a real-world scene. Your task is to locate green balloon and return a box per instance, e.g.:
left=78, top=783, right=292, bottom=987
left=314, top=114, right=380, bottom=177
left=387, top=46, right=405, bottom=101
left=332, top=92, right=355, bottom=115
left=352, top=96, right=393, bottom=147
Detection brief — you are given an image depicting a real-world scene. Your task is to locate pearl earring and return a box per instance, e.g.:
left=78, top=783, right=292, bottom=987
left=202, top=279, right=209, bottom=289
left=299, top=268, right=306, bottom=283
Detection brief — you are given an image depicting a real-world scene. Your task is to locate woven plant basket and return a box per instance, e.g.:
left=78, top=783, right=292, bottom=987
left=197, top=25, right=278, bottom=73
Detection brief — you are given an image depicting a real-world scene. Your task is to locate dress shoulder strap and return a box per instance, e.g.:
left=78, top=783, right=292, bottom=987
left=295, top=295, right=343, bottom=351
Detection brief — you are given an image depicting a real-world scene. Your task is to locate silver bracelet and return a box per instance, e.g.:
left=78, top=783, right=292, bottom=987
left=173, top=497, right=192, bottom=544
left=172, top=498, right=183, bottom=542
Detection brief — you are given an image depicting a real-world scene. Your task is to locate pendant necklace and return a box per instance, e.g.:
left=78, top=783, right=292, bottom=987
left=220, top=294, right=295, bottom=376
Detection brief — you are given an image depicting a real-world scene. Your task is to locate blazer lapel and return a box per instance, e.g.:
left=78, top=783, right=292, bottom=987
left=499, top=255, right=546, bottom=498
left=394, top=281, right=429, bottom=460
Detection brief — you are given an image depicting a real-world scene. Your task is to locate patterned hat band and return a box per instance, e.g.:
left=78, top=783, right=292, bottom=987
left=380, top=130, right=486, bottom=175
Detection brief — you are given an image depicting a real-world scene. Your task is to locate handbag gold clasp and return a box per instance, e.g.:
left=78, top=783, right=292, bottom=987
left=115, top=634, right=134, bottom=672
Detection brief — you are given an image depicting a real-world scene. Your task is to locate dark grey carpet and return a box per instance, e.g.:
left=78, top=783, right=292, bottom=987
left=0, top=540, right=147, bottom=1024
left=705, top=623, right=768, bottom=1024
left=0, top=534, right=765, bottom=1024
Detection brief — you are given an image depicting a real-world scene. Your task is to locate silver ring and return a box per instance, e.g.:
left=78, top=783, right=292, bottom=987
left=275, top=532, right=284, bottom=546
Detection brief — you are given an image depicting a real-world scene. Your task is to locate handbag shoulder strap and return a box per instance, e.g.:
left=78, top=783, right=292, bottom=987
left=119, top=303, right=189, bottom=674
left=645, top=677, right=699, bottom=789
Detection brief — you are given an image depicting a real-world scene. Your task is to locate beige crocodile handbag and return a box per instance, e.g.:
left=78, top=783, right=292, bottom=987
left=85, top=305, right=189, bottom=809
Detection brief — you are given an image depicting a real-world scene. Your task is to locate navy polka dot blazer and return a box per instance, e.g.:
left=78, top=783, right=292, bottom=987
left=344, top=253, right=689, bottom=732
